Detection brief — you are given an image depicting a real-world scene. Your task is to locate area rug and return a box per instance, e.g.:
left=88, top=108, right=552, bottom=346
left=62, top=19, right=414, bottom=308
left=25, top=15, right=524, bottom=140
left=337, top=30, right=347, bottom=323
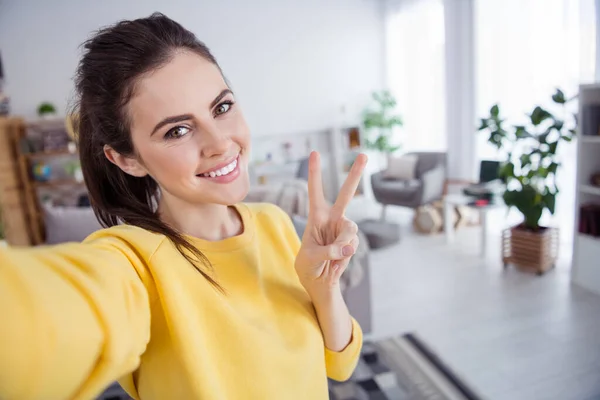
left=328, top=333, right=484, bottom=400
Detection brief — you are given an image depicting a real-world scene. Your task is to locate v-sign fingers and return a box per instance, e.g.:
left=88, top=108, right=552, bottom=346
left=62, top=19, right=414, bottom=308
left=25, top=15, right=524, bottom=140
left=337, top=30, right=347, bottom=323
left=331, top=153, right=368, bottom=221
left=307, top=151, right=327, bottom=217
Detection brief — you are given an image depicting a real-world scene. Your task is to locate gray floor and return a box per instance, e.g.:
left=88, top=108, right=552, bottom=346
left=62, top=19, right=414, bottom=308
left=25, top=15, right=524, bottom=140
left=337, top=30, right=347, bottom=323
left=347, top=199, right=600, bottom=400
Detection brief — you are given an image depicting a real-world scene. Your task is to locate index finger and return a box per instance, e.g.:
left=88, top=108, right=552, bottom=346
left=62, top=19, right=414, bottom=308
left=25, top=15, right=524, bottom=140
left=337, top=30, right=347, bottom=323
left=307, top=151, right=326, bottom=215
left=331, top=153, right=368, bottom=220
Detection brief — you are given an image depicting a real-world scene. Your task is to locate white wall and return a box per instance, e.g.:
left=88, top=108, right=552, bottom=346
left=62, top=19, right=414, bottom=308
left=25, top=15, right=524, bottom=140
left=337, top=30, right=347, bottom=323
left=0, top=0, right=384, bottom=137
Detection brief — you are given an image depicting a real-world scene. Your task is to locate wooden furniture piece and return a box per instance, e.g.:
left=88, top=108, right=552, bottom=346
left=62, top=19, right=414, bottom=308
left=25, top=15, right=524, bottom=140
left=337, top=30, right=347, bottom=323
left=502, top=226, right=559, bottom=275
left=0, top=117, right=33, bottom=245
left=0, top=117, right=84, bottom=246
left=413, top=204, right=443, bottom=234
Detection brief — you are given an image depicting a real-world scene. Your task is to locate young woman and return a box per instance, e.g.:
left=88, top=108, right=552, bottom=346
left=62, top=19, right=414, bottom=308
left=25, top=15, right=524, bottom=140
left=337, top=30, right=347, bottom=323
left=0, top=13, right=367, bottom=400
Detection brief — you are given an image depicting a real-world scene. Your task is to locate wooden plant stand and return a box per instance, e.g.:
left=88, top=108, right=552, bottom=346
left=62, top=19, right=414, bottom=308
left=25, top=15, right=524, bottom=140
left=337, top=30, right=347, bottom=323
left=502, top=225, right=559, bottom=275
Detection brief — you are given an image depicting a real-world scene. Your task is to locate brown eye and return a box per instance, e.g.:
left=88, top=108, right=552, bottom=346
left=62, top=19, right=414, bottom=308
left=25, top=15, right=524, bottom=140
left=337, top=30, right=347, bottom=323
left=215, top=102, right=232, bottom=116
left=164, top=126, right=190, bottom=140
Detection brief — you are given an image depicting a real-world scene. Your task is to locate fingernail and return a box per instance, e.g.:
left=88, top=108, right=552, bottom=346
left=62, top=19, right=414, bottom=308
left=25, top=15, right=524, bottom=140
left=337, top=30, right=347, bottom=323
left=342, top=245, right=353, bottom=257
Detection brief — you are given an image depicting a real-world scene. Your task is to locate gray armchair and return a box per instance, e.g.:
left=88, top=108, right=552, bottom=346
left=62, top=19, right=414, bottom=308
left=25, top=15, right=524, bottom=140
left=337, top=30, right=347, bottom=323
left=371, top=152, right=447, bottom=220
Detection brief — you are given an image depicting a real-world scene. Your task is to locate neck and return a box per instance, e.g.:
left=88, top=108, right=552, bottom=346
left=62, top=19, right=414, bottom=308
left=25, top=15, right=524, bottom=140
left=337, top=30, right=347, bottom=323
left=157, top=192, right=242, bottom=241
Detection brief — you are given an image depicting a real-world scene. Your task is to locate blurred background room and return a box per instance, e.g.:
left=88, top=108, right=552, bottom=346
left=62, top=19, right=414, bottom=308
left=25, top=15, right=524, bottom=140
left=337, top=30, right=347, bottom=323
left=1, top=0, right=599, bottom=399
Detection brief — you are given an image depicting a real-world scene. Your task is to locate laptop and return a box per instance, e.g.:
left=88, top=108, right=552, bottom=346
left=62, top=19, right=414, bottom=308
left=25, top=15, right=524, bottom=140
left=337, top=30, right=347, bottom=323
left=463, top=160, right=505, bottom=198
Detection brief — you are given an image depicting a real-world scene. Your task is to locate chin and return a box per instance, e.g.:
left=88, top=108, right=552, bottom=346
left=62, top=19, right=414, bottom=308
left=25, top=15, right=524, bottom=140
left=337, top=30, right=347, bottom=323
left=210, top=174, right=250, bottom=206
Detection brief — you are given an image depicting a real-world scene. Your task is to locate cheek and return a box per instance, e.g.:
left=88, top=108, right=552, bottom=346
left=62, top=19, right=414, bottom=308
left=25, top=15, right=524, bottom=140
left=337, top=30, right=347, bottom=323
left=141, top=142, right=199, bottom=180
left=229, top=112, right=251, bottom=147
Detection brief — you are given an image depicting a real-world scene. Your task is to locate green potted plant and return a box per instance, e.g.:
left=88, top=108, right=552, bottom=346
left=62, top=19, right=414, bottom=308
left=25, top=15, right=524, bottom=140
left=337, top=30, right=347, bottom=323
left=477, top=88, right=576, bottom=275
left=362, top=90, right=403, bottom=167
left=37, top=101, right=57, bottom=118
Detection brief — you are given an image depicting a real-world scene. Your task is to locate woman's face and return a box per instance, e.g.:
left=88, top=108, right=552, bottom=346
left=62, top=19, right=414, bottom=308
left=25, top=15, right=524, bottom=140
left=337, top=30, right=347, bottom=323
left=121, top=50, right=251, bottom=207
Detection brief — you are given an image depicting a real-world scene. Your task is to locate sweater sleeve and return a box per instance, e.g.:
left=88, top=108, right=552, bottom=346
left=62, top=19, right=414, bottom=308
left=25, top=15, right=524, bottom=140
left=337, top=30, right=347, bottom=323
left=0, top=233, right=153, bottom=400
left=324, top=317, right=363, bottom=381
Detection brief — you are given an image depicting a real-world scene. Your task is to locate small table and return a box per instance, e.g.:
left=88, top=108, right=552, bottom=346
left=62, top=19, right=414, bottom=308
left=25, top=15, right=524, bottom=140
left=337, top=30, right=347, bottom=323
left=443, top=194, right=504, bottom=257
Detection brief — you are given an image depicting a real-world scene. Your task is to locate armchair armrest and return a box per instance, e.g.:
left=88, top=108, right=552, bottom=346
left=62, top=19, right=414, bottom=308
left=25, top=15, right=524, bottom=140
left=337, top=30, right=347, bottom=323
left=421, top=166, right=446, bottom=204
left=370, top=171, right=385, bottom=185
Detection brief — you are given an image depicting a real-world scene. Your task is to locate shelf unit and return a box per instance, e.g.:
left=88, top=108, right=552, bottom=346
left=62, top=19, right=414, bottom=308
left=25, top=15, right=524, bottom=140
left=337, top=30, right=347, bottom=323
left=249, top=128, right=351, bottom=202
left=580, top=184, right=600, bottom=196
left=572, top=83, right=600, bottom=295
left=329, top=126, right=367, bottom=198
left=0, top=117, right=34, bottom=245
left=0, top=117, right=84, bottom=245
left=25, top=149, right=76, bottom=160
left=33, top=179, right=85, bottom=189
left=580, top=135, right=600, bottom=144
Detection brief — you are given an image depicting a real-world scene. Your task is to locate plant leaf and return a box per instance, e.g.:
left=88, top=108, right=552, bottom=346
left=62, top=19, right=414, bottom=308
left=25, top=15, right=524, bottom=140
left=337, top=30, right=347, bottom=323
left=552, top=89, right=566, bottom=104
left=515, top=126, right=532, bottom=139
left=537, top=129, right=551, bottom=144
left=499, top=162, right=515, bottom=180
left=490, top=104, right=499, bottom=118
left=478, top=118, right=489, bottom=131
left=552, top=120, right=564, bottom=131
left=544, top=191, right=556, bottom=214
left=548, top=141, right=558, bottom=154
left=530, top=106, right=552, bottom=126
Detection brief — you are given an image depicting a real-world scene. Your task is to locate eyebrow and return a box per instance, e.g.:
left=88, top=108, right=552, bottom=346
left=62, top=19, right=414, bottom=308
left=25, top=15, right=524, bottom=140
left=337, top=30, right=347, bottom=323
left=150, top=89, right=234, bottom=136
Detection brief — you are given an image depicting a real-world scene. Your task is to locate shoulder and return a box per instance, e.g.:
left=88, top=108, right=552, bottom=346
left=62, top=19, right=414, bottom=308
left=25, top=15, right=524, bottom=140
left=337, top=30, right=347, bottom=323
left=83, top=224, right=167, bottom=260
left=241, top=202, right=303, bottom=240
left=242, top=202, right=291, bottom=221
left=242, top=202, right=300, bottom=230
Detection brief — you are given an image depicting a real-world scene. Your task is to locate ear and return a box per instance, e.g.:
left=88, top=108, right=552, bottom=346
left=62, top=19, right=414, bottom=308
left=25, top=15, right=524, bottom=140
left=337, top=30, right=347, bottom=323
left=103, top=145, right=148, bottom=177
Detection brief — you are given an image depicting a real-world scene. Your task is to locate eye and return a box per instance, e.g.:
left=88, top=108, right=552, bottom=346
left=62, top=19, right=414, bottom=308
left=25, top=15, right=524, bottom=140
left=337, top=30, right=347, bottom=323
left=164, top=126, right=191, bottom=140
left=214, top=101, right=233, bottom=116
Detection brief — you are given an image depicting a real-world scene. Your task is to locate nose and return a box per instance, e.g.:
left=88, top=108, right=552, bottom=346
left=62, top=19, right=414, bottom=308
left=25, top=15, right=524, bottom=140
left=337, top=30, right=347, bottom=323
left=198, top=122, right=231, bottom=158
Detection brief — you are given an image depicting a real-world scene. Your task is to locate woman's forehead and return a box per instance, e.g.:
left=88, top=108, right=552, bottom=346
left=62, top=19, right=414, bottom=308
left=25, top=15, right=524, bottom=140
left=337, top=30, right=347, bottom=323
left=128, top=51, right=227, bottom=128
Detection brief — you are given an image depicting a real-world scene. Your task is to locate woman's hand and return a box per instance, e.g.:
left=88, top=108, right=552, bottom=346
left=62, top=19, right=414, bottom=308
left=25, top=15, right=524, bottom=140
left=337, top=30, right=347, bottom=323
left=295, top=151, right=367, bottom=294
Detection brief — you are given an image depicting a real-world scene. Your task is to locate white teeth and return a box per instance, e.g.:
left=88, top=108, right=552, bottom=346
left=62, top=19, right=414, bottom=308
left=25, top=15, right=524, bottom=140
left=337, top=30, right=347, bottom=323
left=201, top=158, right=238, bottom=178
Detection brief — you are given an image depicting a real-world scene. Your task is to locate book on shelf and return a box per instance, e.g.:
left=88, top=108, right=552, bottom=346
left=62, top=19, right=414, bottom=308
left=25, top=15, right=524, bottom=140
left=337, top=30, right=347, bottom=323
left=579, top=203, right=600, bottom=237
left=582, top=105, right=600, bottom=137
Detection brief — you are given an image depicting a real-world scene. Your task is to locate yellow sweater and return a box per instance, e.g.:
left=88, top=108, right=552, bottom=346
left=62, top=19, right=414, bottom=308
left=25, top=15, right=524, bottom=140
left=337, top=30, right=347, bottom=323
left=0, top=202, right=362, bottom=400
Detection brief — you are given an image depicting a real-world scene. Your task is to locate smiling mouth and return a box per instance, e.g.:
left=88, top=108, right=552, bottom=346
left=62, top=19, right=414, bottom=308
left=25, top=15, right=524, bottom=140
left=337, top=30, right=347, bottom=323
left=197, top=156, right=239, bottom=178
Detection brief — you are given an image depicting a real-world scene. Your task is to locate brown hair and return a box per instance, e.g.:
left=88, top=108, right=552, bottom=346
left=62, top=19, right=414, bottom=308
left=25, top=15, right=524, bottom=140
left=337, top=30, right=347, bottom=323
left=73, top=13, right=222, bottom=290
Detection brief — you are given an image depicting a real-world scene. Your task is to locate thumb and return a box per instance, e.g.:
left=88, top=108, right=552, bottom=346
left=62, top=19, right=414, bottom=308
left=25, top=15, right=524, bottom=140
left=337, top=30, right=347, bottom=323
left=314, top=241, right=356, bottom=261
